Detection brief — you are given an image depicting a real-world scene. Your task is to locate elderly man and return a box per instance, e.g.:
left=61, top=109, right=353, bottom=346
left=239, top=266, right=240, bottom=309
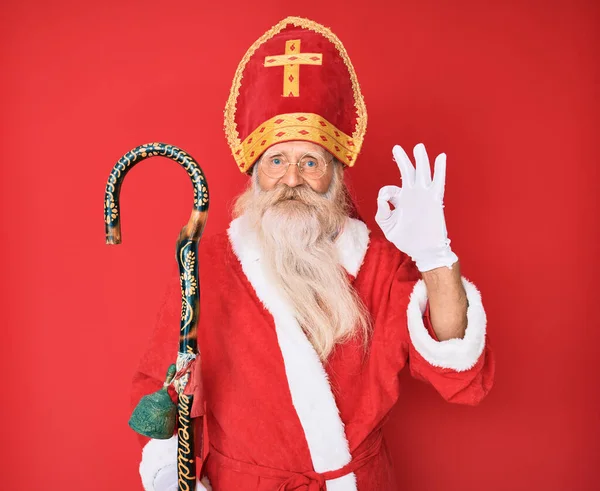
left=132, top=16, right=494, bottom=491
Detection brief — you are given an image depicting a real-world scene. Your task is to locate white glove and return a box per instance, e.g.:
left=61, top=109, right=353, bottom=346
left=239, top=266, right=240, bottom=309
left=375, top=143, right=458, bottom=272
left=154, top=465, right=210, bottom=491
left=153, top=464, right=178, bottom=491
left=142, top=435, right=210, bottom=491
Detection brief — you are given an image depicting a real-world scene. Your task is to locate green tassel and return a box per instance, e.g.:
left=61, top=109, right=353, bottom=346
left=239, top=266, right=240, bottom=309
left=129, top=364, right=177, bottom=439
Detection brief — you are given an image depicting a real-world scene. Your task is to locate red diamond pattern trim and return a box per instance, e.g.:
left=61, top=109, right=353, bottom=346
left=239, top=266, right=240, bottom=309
left=236, top=113, right=361, bottom=171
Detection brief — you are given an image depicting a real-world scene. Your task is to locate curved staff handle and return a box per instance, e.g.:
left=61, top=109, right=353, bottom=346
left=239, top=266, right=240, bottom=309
left=104, top=142, right=209, bottom=491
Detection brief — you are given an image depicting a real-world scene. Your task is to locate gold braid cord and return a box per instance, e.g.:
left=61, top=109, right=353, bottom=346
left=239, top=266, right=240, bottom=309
left=224, top=16, right=367, bottom=173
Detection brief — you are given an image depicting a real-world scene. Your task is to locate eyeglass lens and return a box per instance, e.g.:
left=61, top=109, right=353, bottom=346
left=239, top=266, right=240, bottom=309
left=262, top=153, right=327, bottom=178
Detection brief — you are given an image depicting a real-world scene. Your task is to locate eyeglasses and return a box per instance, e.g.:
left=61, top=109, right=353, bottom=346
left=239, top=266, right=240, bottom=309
left=259, top=152, right=331, bottom=179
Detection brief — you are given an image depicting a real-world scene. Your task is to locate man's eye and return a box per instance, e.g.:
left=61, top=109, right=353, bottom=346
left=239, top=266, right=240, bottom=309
left=272, top=158, right=282, bottom=165
left=305, top=160, right=317, bottom=168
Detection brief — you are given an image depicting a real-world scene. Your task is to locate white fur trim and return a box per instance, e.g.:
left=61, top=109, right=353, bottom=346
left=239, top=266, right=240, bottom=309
left=228, top=216, right=358, bottom=491
left=335, top=218, right=370, bottom=277
left=139, top=436, right=212, bottom=490
left=407, top=276, right=487, bottom=372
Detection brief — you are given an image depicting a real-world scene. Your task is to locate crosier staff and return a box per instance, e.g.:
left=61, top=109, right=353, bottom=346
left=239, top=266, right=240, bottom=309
left=104, top=142, right=209, bottom=491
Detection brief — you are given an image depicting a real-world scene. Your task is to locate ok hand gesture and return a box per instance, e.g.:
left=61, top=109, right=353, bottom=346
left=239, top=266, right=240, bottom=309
left=375, top=143, right=459, bottom=272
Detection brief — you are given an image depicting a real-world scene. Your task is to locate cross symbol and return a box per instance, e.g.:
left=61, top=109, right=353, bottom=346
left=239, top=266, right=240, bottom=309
left=264, top=40, right=323, bottom=97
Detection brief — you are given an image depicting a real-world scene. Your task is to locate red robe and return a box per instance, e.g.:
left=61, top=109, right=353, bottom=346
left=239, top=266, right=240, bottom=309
left=133, top=216, right=494, bottom=491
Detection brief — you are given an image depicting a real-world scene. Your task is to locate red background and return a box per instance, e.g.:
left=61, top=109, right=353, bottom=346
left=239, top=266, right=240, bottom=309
left=1, top=0, right=598, bottom=490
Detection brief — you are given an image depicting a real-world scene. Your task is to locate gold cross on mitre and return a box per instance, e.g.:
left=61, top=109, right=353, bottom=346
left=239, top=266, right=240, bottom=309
left=264, top=40, right=323, bottom=97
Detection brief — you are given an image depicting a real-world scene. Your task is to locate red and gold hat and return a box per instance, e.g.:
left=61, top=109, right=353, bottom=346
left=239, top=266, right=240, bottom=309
left=224, top=16, right=367, bottom=173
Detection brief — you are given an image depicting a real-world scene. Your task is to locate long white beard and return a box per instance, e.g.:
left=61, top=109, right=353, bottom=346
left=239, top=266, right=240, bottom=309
left=233, top=165, right=371, bottom=361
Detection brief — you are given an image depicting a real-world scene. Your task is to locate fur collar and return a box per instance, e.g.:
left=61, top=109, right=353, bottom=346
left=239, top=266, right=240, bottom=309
left=228, top=214, right=370, bottom=277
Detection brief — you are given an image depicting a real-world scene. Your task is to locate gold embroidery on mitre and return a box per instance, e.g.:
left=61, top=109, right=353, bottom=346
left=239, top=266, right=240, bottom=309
left=224, top=16, right=367, bottom=173
left=241, top=113, right=357, bottom=168
left=264, top=40, right=323, bottom=97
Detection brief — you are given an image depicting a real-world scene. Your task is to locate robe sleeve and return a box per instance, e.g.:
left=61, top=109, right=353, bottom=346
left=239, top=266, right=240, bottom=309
left=130, top=263, right=181, bottom=446
left=392, top=256, right=495, bottom=406
left=131, top=263, right=210, bottom=490
left=130, top=264, right=183, bottom=489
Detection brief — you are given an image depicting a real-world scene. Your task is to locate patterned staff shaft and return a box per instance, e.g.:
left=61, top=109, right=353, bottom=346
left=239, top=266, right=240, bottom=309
left=104, top=142, right=209, bottom=491
left=177, top=393, right=196, bottom=491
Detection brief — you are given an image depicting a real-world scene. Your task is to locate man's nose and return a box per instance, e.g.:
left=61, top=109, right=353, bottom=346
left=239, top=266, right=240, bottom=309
left=279, top=163, right=305, bottom=188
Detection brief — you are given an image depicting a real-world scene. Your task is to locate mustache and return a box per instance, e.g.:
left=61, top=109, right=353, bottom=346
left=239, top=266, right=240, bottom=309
left=261, top=184, right=325, bottom=207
